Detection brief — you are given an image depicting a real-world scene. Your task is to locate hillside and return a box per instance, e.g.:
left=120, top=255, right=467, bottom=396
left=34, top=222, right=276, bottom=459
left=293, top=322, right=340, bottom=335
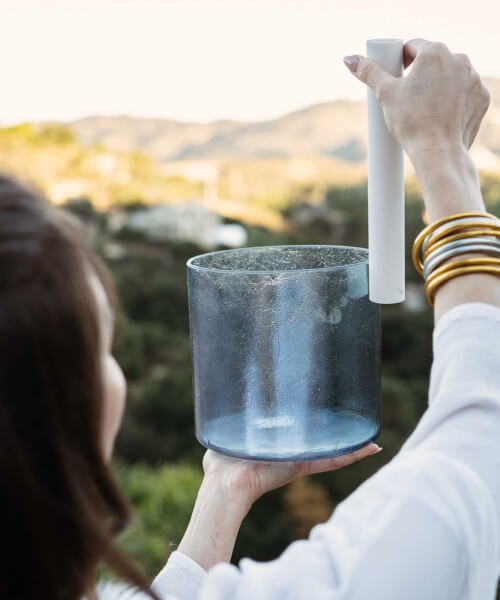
left=0, top=122, right=367, bottom=229
left=2, top=79, right=499, bottom=220
left=70, top=78, right=500, bottom=165
left=70, top=102, right=364, bottom=163
left=0, top=124, right=203, bottom=209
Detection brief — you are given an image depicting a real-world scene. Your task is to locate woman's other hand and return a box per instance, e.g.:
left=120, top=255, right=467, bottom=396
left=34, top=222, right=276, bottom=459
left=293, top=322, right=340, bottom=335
left=177, top=444, right=381, bottom=571
left=202, top=443, right=382, bottom=505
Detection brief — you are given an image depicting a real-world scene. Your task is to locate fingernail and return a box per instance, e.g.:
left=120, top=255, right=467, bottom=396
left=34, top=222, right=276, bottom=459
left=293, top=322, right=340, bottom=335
left=343, top=55, right=359, bottom=73
left=374, top=445, right=383, bottom=453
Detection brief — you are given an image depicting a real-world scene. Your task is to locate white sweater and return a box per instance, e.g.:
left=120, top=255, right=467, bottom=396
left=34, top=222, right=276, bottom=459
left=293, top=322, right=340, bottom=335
left=146, top=302, right=500, bottom=600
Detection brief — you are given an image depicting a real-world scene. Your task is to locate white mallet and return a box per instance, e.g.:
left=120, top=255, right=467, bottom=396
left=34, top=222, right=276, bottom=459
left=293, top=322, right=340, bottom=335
left=367, top=38, right=405, bottom=304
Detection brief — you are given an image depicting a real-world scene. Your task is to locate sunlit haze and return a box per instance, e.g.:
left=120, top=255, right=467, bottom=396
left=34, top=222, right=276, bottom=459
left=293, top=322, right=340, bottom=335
left=1, top=0, right=499, bottom=124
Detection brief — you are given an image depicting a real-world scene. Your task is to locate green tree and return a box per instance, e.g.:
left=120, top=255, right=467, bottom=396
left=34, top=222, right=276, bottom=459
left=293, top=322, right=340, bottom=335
left=115, top=462, right=202, bottom=576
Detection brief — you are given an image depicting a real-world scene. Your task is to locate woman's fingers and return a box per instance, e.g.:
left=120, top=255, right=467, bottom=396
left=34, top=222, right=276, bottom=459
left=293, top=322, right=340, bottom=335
left=345, top=39, right=447, bottom=83
left=343, top=55, right=396, bottom=100
left=302, top=442, right=382, bottom=476
left=404, top=39, right=452, bottom=70
left=403, top=38, right=429, bottom=68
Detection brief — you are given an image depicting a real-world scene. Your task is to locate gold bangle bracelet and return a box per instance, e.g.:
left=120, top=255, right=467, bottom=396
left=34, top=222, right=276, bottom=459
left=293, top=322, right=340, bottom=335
left=424, top=220, right=500, bottom=250
left=426, top=264, right=500, bottom=305
left=426, top=256, right=500, bottom=288
left=411, top=211, right=497, bottom=274
left=423, top=229, right=500, bottom=261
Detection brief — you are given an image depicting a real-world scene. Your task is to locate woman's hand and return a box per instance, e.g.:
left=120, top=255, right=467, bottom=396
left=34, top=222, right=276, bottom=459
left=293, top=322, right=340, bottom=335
left=344, top=38, right=489, bottom=222
left=344, top=39, right=490, bottom=159
left=177, top=444, right=381, bottom=571
left=344, top=39, right=499, bottom=319
left=202, top=443, right=382, bottom=505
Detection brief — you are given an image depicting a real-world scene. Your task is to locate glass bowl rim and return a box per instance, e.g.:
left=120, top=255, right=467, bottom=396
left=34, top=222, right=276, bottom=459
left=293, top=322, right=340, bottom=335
left=186, top=244, right=368, bottom=274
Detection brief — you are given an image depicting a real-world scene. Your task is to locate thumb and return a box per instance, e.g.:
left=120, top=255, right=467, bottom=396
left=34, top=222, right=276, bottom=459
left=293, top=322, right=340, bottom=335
left=343, top=55, right=395, bottom=97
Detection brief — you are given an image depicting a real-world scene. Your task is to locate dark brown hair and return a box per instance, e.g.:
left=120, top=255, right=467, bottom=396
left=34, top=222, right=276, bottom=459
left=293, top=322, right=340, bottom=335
left=0, top=175, right=156, bottom=600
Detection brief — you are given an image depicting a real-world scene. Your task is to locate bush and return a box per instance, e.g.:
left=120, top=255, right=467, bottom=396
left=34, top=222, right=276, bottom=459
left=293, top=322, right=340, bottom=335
left=115, top=462, right=202, bottom=576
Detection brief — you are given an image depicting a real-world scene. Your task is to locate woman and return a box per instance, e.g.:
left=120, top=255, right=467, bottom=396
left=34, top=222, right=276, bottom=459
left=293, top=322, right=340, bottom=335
left=0, top=176, right=376, bottom=600
left=1, top=36, right=498, bottom=599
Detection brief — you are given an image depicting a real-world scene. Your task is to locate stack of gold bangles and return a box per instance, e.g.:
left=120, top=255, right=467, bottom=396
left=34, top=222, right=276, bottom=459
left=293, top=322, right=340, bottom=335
left=412, top=211, right=500, bottom=306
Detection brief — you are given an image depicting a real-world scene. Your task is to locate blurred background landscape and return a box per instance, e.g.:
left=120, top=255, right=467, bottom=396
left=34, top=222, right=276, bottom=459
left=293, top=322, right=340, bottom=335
left=3, top=0, right=500, bottom=584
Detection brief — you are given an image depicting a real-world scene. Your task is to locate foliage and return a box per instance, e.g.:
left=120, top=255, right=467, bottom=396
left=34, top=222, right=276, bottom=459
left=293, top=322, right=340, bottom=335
left=0, top=123, right=75, bottom=146
left=282, top=478, right=333, bottom=538
left=0, top=124, right=201, bottom=208
left=115, top=462, right=202, bottom=575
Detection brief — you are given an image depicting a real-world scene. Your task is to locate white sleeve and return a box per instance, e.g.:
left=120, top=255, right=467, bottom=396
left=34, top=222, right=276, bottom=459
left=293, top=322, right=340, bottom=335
left=152, top=551, right=206, bottom=600
left=156, top=302, right=500, bottom=600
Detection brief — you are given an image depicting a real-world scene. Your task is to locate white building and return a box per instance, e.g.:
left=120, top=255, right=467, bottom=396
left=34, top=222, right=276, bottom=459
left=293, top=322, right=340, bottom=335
left=110, top=202, right=247, bottom=249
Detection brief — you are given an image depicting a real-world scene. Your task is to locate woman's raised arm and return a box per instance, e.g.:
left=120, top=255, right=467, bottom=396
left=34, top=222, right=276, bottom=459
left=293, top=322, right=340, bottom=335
left=345, top=38, right=500, bottom=320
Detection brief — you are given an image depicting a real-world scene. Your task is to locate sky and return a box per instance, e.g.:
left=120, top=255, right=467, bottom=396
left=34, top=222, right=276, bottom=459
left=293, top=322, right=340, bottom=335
left=1, top=0, right=499, bottom=125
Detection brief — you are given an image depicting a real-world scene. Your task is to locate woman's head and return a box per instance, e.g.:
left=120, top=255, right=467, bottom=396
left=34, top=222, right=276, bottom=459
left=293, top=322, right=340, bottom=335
left=0, top=175, right=151, bottom=599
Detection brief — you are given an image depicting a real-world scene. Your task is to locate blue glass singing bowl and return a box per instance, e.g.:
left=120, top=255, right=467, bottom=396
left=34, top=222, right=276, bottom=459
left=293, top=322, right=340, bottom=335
left=187, top=245, right=381, bottom=461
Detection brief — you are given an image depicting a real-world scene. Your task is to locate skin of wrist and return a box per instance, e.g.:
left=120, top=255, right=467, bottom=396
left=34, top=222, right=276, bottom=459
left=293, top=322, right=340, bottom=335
left=199, top=472, right=254, bottom=517
left=176, top=474, right=251, bottom=571
left=407, top=144, right=499, bottom=321
left=408, top=145, right=485, bottom=221
left=409, top=143, right=473, bottom=180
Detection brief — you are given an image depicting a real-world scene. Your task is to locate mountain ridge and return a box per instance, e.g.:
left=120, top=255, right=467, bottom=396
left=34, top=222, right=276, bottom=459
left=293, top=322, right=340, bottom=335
left=69, top=79, right=500, bottom=165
